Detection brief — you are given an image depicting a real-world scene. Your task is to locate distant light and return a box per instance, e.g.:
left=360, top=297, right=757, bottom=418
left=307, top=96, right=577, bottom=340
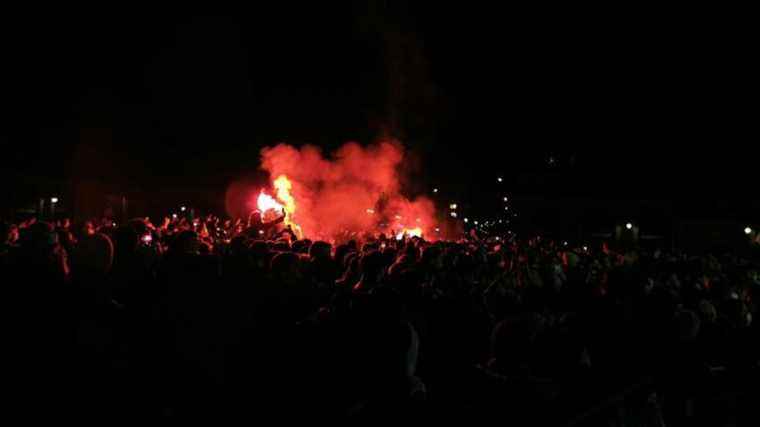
left=464, top=218, right=469, bottom=223
left=112, top=222, right=117, bottom=227
left=626, top=222, right=633, bottom=230
left=563, top=241, right=568, bottom=246
left=498, top=220, right=502, bottom=223
left=745, top=227, right=753, bottom=235
left=181, top=206, right=187, bottom=212
left=259, top=230, right=264, bottom=235
left=433, top=188, right=439, bottom=193
left=583, top=246, right=588, bottom=251
left=435, top=227, right=440, bottom=232
left=366, top=208, right=375, bottom=214
left=495, top=236, right=500, bottom=241
left=50, top=197, right=59, bottom=204
left=503, top=196, right=508, bottom=202
left=172, top=213, right=178, bottom=219
left=449, top=203, right=458, bottom=210
left=474, top=220, right=479, bottom=225
left=497, top=177, right=503, bottom=183
left=450, top=212, right=458, bottom=218
left=395, top=214, right=402, bottom=220
left=504, top=207, right=509, bottom=211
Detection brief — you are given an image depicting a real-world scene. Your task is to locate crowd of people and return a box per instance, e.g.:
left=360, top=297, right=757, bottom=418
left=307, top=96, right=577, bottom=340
left=2, top=211, right=759, bottom=424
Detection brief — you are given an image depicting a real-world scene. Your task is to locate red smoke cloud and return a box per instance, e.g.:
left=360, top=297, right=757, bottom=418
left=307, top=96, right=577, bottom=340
left=256, top=140, right=437, bottom=241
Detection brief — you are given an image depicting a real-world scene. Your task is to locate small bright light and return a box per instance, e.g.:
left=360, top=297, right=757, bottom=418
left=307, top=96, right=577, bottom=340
left=497, top=177, right=503, bottom=183
left=583, top=246, right=588, bottom=251
left=395, top=214, right=402, bottom=220
left=563, top=241, right=568, bottom=246
left=464, top=218, right=469, bottom=223
left=503, top=196, right=508, bottom=202
left=504, top=206, right=509, bottom=211
left=259, top=230, right=264, bottom=235
left=181, top=206, right=187, bottom=212
left=495, top=237, right=500, bottom=241
left=626, top=222, right=633, bottom=230
left=450, top=212, right=457, bottom=218
left=433, top=188, right=439, bottom=193
left=450, top=203, right=458, bottom=210
left=474, top=220, right=479, bottom=225
left=112, top=222, right=117, bottom=227
left=745, top=227, right=753, bottom=235
left=51, top=197, right=59, bottom=204
left=435, top=227, right=440, bottom=232
left=172, top=213, right=178, bottom=219
left=366, top=208, right=375, bottom=214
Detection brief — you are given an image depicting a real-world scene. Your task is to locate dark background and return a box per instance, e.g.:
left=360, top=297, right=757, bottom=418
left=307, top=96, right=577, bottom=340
left=1, top=3, right=757, bottom=229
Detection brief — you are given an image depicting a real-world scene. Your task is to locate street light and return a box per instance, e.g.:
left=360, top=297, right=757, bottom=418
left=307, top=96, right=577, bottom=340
left=51, top=197, right=59, bottom=204
left=745, top=227, right=753, bottom=235
left=181, top=206, right=187, bottom=212
left=450, top=203, right=457, bottom=210
left=626, top=222, right=633, bottom=230
left=433, top=188, right=439, bottom=193
left=497, top=177, right=503, bottom=183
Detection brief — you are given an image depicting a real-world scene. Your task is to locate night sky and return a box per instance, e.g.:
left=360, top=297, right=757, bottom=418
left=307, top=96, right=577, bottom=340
left=2, top=5, right=756, bottom=213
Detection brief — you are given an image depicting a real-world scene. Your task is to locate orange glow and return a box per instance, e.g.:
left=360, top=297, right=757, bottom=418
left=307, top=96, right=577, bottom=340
left=273, top=175, right=303, bottom=237
left=274, top=175, right=296, bottom=214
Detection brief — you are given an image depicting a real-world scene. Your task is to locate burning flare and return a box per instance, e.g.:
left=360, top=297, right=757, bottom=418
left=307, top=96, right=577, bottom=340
left=396, top=227, right=423, bottom=240
left=257, top=191, right=284, bottom=214
left=256, top=174, right=303, bottom=238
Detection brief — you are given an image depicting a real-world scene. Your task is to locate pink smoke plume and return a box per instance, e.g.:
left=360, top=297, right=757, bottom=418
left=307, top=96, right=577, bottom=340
left=256, top=140, right=437, bottom=241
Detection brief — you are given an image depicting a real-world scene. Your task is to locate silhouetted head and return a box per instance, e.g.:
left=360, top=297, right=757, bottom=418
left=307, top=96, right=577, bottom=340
left=171, top=230, right=200, bottom=254
left=271, top=251, right=302, bottom=285
left=360, top=250, right=386, bottom=284
left=309, top=240, right=332, bottom=260
left=72, top=233, right=114, bottom=280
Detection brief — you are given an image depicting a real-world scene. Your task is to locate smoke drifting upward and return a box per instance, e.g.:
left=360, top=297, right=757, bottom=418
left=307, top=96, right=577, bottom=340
left=258, top=140, right=437, bottom=241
